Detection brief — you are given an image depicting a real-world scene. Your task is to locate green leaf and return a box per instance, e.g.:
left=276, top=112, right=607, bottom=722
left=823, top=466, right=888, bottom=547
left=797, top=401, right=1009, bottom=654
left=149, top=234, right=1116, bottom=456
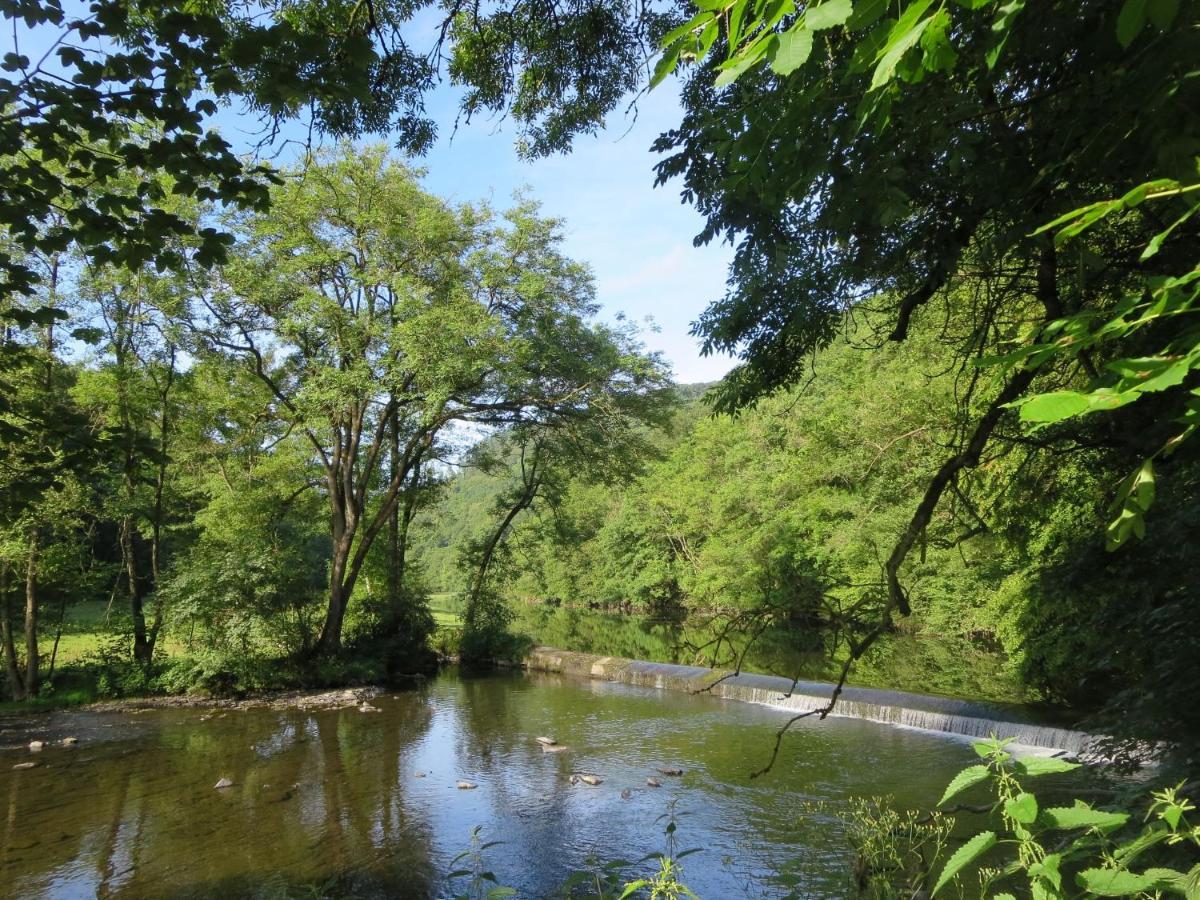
left=486, top=889, right=517, bottom=899
left=1146, top=0, right=1180, bottom=29
left=870, top=2, right=935, bottom=90
left=1039, top=806, right=1130, bottom=832
left=1013, top=756, right=1081, bottom=777
left=933, top=831, right=996, bottom=896
left=1017, top=391, right=1093, bottom=424
left=848, top=0, right=888, bottom=29
left=807, top=0, right=853, bottom=30
left=986, top=0, right=1025, bottom=68
left=1077, top=868, right=1155, bottom=896
left=939, top=765, right=991, bottom=806
left=1029, top=853, right=1063, bottom=891
left=1116, top=0, right=1147, bottom=47
left=1107, top=355, right=1193, bottom=394
left=1005, top=792, right=1039, bottom=825
left=715, top=40, right=769, bottom=86
left=770, top=27, right=814, bottom=75
left=650, top=43, right=682, bottom=88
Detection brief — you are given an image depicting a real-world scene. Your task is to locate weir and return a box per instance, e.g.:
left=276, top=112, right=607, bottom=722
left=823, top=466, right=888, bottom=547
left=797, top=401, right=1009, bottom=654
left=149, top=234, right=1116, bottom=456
left=523, top=647, right=1094, bottom=755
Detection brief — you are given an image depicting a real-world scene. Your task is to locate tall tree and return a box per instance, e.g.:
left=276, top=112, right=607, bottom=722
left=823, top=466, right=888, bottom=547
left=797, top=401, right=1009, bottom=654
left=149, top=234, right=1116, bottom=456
left=200, top=145, right=668, bottom=655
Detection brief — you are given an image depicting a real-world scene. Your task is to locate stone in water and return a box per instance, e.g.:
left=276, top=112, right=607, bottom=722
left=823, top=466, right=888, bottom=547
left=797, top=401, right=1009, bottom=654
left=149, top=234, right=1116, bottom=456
left=456, top=780, right=478, bottom=790
left=214, top=777, right=234, bottom=789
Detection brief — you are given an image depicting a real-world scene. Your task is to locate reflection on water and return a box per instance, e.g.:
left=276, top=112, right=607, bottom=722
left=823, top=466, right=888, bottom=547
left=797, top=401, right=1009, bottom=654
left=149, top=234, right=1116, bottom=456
left=1, top=670, right=980, bottom=898
left=508, top=604, right=1030, bottom=704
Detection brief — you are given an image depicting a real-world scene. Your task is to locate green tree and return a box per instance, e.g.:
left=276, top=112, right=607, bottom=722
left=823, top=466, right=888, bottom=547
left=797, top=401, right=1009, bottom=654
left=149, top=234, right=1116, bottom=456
left=200, top=145, right=668, bottom=656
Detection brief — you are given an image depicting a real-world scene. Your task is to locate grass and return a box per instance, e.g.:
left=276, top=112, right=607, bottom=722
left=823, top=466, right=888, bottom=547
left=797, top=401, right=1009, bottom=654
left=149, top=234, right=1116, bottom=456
left=2, top=593, right=464, bottom=714
left=43, top=599, right=117, bottom=666
left=429, top=591, right=464, bottom=629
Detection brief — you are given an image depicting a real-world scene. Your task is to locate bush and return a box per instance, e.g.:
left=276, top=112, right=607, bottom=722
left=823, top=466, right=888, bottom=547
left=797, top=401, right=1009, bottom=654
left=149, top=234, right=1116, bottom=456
left=849, top=737, right=1200, bottom=898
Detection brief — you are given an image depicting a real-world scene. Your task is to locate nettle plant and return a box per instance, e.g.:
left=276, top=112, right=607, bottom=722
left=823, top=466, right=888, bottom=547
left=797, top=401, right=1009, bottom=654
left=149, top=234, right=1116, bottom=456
left=931, top=738, right=1200, bottom=898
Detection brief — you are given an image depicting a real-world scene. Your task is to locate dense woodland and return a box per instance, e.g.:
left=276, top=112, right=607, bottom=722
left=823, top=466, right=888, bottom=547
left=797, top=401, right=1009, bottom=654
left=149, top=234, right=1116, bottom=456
left=2, top=0, right=1199, bottom=786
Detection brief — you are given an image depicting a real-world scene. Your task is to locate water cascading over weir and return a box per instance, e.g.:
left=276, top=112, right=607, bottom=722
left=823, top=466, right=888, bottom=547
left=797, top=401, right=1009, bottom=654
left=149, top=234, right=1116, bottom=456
left=523, top=647, right=1093, bottom=756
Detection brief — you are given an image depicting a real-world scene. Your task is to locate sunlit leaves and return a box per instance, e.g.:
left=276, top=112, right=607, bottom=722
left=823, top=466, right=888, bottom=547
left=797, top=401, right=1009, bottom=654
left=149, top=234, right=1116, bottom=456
left=932, top=830, right=996, bottom=896
left=1004, top=792, right=1039, bottom=825
left=806, top=0, right=853, bottom=30
left=769, top=28, right=814, bottom=76
left=938, top=764, right=991, bottom=805
left=870, top=0, right=936, bottom=89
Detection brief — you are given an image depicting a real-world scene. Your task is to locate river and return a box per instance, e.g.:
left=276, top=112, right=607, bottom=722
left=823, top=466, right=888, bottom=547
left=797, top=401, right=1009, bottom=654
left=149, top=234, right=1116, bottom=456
left=1, top=669, right=991, bottom=898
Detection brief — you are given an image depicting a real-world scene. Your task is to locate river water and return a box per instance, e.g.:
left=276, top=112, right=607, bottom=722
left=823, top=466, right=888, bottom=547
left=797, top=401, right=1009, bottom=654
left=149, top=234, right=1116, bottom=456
left=1, top=669, right=984, bottom=898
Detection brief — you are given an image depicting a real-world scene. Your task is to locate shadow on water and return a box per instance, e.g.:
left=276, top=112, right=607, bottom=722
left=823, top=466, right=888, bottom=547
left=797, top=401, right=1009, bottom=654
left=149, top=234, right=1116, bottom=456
left=1, top=668, right=1058, bottom=898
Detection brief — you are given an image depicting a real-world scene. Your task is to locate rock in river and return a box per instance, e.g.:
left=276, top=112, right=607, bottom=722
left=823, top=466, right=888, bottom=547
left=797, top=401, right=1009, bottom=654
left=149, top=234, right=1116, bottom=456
left=214, top=777, right=234, bottom=789
left=456, top=780, right=478, bottom=790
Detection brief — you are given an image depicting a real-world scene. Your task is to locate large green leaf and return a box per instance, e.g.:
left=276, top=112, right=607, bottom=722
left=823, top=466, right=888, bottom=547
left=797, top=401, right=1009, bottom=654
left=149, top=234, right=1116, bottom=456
left=1116, top=0, right=1147, bottom=47
left=870, top=0, right=936, bottom=89
left=938, top=764, right=991, bottom=806
left=1004, top=792, right=1039, bottom=825
left=1077, top=867, right=1154, bottom=896
left=770, top=27, right=814, bottom=75
left=807, top=0, right=853, bottom=30
left=933, top=831, right=996, bottom=896
left=1017, top=391, right=1093, bottom=423
left=1039, top=806, right=1129, bottom=832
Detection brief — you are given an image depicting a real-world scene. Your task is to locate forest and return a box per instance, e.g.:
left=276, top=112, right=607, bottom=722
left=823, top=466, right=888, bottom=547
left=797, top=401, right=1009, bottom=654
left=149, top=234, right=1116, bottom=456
left=2, top=0, right=1200, bottom=897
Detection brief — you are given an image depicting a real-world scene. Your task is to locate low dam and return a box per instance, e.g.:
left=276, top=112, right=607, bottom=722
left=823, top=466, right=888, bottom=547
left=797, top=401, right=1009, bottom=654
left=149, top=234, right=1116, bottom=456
left=523, top=646, right=1094, bottom=755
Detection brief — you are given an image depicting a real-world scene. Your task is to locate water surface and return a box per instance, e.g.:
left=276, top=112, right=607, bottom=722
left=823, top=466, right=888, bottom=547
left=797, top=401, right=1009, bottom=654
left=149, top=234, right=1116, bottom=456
left=1, top=670, right=982, bottom=898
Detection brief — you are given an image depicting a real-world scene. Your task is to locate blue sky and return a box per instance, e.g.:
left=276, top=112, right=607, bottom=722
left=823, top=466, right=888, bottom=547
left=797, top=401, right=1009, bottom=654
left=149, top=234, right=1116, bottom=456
left=413, top=81, right=736, bottom=385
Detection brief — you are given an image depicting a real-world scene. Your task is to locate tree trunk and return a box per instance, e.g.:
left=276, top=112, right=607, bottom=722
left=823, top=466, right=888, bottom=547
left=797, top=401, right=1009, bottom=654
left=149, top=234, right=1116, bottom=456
left=23, top=527, right=39, bottom=698
left=387, top=404, right=401, bottom=610
left=1, top=560, right=25, bottom=701
left=146, top=345, right=175, bottom=658
left=466, top=452, right=541, bottom=622
left=316, top=573, right=347, bottom=656
left=122, top=517, right=153, bottom=665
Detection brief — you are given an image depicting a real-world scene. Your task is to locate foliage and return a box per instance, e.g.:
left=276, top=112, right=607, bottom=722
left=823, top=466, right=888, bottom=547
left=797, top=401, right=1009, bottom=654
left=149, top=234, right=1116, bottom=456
left=841, top=796, right=954, bottom=899
left=641, top=0, right=1200, bottom=651
left=408, top=298, right=1200, bottom=758
left=854, top=739, right=1200, bottom=900
left=445, top=826, right=518, bottom=900
left=1001, top=179, right=1200, bottom=549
